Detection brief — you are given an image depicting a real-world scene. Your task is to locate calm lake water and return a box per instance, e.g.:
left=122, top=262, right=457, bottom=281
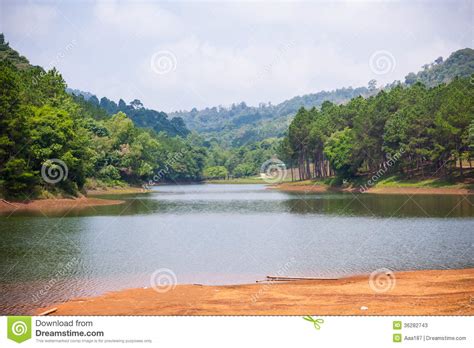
left=1, top=184, right=473, bottom=314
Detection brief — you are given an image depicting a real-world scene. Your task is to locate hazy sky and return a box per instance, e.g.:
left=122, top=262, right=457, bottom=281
left=1, top=0, right=472, bottom=112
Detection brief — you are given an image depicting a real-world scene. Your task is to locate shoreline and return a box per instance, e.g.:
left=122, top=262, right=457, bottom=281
left=87, top=186, right=149, bottom=195
left=0, top=196, right=125, bottom=213
left=35, top=268, right=474, bottom=315
left=272, top=183, right=473, bottom=195
left=0, top=186, right=150, bottom=214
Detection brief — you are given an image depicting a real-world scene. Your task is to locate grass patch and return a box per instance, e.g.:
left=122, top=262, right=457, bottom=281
left=282, top=178, right=331, bottom=186
left=275, top=174, right=473, bottom=190
left=205, top=177, right=267, bottom=184
left=374, top=175, right=470, bottom=188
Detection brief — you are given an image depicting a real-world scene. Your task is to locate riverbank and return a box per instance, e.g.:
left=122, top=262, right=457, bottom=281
left=0, top=186, right=151, bottom=214
left=273, top=177, right=473, bottom=195
left=36, top=268, right=474, bottom=315
left=0, top=196, right=125, bottom=214
left=87, top=186, right=149, bottom=195
left=273, top=183, right=473, bottom=195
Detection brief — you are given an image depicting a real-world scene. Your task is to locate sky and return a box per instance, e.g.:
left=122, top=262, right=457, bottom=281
left=1, top=0, right=472, bottom=112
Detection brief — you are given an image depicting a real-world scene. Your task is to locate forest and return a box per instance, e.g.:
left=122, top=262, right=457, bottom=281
left=1, top=33, right=473, bottom=200
left=278, top=78, right=473, bottom=184
left=0, top=35, right=206, bottom=199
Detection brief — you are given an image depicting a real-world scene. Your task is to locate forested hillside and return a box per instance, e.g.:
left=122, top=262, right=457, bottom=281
left=67, top=90, right=189, bottom=137
left=0, top=35, right=205, bottom=199
left=171, top=86, right=371, bottom=146
left=173, top=48, right=474, bottom=148
left=278, top=78, right=473, bottom=184
left=1, top=31, right=472, bottom=199
left=405, top=48, right=474, bottom=87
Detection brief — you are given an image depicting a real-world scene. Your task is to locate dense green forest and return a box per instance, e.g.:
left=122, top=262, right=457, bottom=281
left=1, top=32, right=473, bottom=199
left=203, top=138, right=281, bottom=179
left=0, top=34, right=205, bottom=199
left=278, top=78, right=473, bottom=184
left=70, top=93, right=189, bottom=137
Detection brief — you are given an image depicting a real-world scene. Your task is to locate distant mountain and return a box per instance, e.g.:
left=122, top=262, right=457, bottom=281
left=66, top=88, right=95, bottom=101
left=171, top=86, right=371, bottom=146
left=172, top=48, right=474, bottom=146
left=405, top=48, right=474, bottom=87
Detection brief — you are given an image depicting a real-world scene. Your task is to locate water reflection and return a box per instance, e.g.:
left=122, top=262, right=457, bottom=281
left=0, top=184, right=473, bottom=314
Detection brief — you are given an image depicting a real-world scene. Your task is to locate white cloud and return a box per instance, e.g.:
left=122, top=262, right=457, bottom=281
left=1, top=2, right=58, bottom=38
left=93, top=0, right=183, bottom=41
left=1, top=0, right=471, bottom=112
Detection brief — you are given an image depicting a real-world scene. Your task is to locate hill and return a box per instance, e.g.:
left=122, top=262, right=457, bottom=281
left=0, top=34, right=205, bottom=199
left=1, top=34, right=189, bottom=138
left=0, top=34, right=31, bottom=70
left=68, top=92, right=189, bottom=137
left=170, top=86, right=371, bottom=146
left=405, top=48, right=474, bottom=87
left=172, top=48, right=474, bottom=147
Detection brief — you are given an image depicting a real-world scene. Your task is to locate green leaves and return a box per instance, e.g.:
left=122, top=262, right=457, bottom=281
left=324, top=127, right=355, bottom=176
left=284, top=76, right=473, bottom=182
left=203, top=166, right=228, bottom=179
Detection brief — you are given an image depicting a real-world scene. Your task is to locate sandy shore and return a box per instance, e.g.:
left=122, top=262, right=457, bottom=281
left=0, top=196, right=124, bottom=213
left=36, top=268, right=474, bottom=315
left=87, top=186, right=150, bottom=195
left=273, top=183, right=473, bottom=195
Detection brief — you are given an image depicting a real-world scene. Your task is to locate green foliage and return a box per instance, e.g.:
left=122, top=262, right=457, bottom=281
left=324, top=128, right=355, bottom=176
left=405, top=48, right=474, bottom=87
left=0, top=159, right=37, bottom=198
left=233, top=163, right=255, bottom=177
left=469, top=119, right=474, bottom=149
left=284, top=77, right=474, bottom=181
left=172, top=87, right=371, bottom=147
left=0, top=36, right=206, bottom=199
left=203, top=138, right=280, bottom=178
left=0, top=34, right=30, bottom=70
left=67, top=90, right=190, bottom=137
left=203, top=166, right=228, bottom=179
left=173, top=49, right=474, bottom=149
left=1, top=34, right=472, bottom=199
left=99, top=165, right=121, bottom=181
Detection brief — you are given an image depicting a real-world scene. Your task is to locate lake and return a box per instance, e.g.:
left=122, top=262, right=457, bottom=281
left=1, top=184, right=473, bottom=314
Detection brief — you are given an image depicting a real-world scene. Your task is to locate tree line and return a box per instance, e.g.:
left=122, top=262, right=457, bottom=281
left=203, top=138, right=280, bottom=179
left=0, top=44, right=206, bottom=199
left=2, top=34, right=473, bottom=198
left=278, top=78, right=474, bottom=183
